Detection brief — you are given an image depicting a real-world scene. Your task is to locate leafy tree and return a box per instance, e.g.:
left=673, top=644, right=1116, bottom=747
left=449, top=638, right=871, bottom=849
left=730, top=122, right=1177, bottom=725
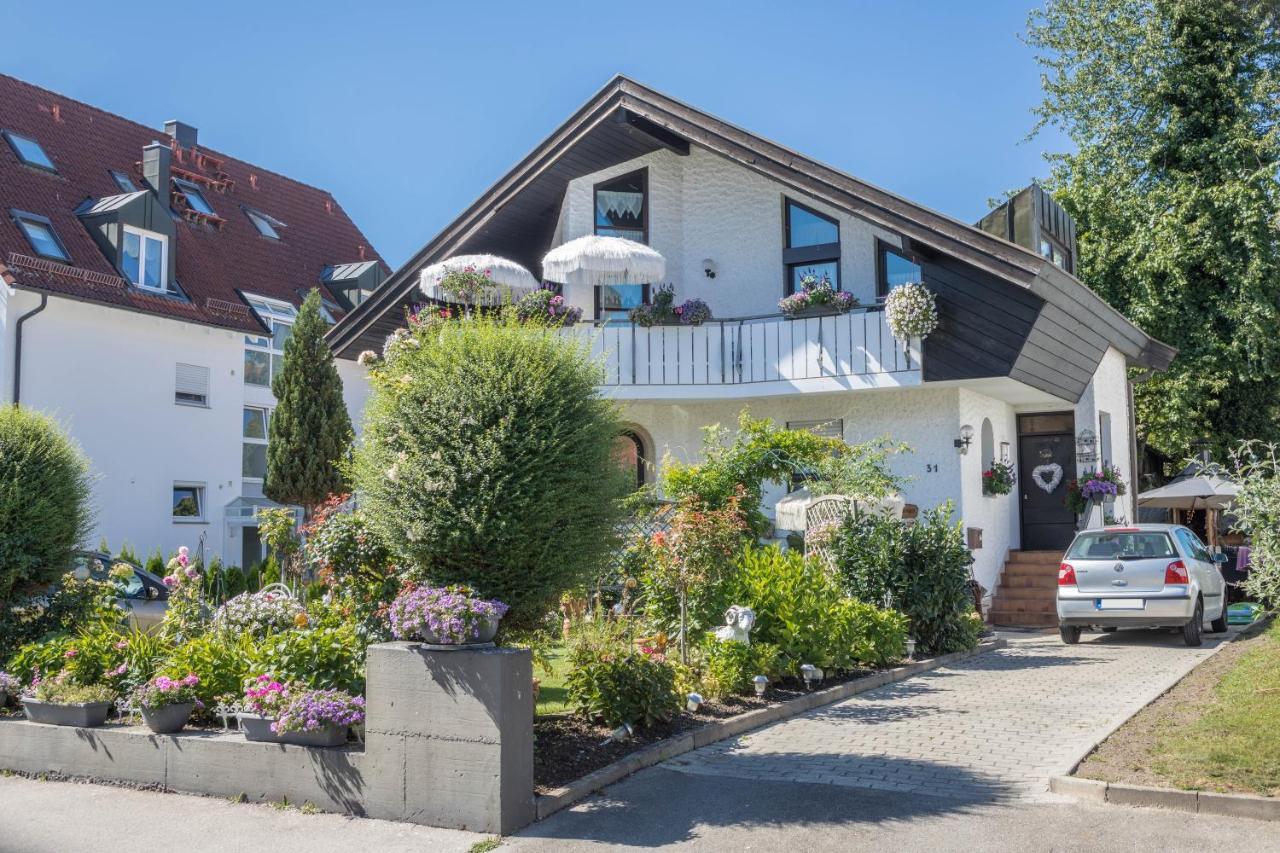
left=353, top=313, right=630, bottom=630
left=265, top=289, right=353, bottom=511
left=1027, top=0, right=1280, bottom=463
left=0, top=406, right=94, bottom=605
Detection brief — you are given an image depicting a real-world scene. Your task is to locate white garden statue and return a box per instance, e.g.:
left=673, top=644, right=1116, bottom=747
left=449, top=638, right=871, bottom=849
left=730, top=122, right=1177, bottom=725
left=714, top=605, right=757, bottom=644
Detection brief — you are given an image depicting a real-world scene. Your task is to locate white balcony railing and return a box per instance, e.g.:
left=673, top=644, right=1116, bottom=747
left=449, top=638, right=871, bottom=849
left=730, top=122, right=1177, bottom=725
left=569, top=308, right=922, bottom=398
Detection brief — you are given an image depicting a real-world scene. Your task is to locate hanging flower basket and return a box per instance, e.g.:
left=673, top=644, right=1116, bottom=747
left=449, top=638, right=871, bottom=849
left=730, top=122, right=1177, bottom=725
left=884, top=282, right=938, bottom=341
left=982, top=461, right=1016, bottom=496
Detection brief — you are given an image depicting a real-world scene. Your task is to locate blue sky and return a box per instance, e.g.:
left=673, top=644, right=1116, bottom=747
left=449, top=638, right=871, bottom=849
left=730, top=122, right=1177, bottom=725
left=4, top=1, right=1066, bottom=268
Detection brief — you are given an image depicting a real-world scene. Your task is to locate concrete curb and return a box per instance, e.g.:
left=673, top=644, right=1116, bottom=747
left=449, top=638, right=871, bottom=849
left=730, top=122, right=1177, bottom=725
left=535, top=638, right=1008, bottom=821
left=1050, top=777, right=1280, bottom=822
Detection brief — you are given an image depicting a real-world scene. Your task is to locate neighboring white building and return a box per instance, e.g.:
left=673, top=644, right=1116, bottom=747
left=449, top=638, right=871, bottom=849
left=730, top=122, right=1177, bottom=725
left=0, top=74, right=385, bottom=568
left=329, top=77, right=1175, bottom=625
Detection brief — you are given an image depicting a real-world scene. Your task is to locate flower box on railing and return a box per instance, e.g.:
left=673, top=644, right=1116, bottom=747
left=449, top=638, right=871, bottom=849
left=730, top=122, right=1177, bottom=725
left=782, top=305, right=851, bottom=320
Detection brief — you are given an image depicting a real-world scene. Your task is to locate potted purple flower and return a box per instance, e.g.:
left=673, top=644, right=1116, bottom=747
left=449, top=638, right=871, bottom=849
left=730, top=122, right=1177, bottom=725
left=675, top=298, right=712, bottom=326
left=388, top=584, right=510, bottom=646
left=132, top=674, right=202, bottom=734
left=239, top=675, right=365, bottom=748
left=778, top=273, right=857, bottom=318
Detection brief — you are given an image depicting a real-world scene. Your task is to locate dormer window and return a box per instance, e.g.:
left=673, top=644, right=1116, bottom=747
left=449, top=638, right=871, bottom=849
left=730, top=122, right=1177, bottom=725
left=174, top=178, right=215, bottom=216
left=110, top=170, right=137, bottom=193
left=245, top=208, right=285, bottom=240
left=122, top=225, right=168, bottom=291
left=3, top=130, right=55, bottom=172
left=12, top=210, right=69, bottom=261
left=783, top=199, right=841, bottom=295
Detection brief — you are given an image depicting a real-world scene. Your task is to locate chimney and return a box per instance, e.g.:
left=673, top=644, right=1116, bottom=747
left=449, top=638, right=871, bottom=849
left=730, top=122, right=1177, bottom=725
left=142, top=141, right=171, bottom=199
left=164, top=120, right=198, bottom=149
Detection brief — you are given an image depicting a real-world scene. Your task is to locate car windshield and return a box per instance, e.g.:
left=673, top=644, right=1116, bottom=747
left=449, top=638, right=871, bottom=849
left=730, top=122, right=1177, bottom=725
left=1066, top=531, right=1177, bottom=560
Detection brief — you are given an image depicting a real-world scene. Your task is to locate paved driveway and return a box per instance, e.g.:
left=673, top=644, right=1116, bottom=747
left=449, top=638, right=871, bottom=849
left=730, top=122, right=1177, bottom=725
left=661, top=630, right=1230, bottom=801
left=513, top=629, right=1250, bottom=851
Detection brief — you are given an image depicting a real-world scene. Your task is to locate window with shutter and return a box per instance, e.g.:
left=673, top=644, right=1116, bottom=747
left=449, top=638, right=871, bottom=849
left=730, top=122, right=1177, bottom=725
left=175, top=363, right=210, bottom=407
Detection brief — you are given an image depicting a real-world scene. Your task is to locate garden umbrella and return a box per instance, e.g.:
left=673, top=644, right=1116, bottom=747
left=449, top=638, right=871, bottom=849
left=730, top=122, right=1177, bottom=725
left=419, top=254, right=541, bottom=305
left=1137, top=475, right=1238, bottom=511
left=541, top=235, right=666, bottom=287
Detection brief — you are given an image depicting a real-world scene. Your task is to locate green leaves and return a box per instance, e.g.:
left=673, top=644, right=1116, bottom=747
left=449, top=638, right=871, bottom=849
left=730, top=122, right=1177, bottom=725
left=1029, top=0, right=1280, bottom=461
left=265, top=289, right=353, bottom=509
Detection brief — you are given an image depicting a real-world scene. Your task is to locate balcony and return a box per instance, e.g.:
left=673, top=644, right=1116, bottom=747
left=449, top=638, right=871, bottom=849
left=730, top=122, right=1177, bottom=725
left=570, top=307, right=921, bottom=399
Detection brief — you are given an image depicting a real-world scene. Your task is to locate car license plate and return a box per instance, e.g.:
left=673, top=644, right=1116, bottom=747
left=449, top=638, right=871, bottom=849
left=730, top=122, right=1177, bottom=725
left=1097, top=599, right=1144, bottom=610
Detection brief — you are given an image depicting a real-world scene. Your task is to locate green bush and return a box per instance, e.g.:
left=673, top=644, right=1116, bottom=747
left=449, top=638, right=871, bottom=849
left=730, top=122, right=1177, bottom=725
left=1, top=574, right=122, bottom=666
left=730, top=546, right=908, bottom=671
left=0, top=407, right=94, bottom=606
left=566, top=648, right=680, bottom=729
left=250, top=623, right=365, bottom=694
left=6, top=623, right=169, bottom=691
left=354, top=315, right=630, bottom=630
left=830, top=503, right=980, bottom=656
left=160, top=631, right=257, bottom=706
left=699, top=640, right=782, bottom=699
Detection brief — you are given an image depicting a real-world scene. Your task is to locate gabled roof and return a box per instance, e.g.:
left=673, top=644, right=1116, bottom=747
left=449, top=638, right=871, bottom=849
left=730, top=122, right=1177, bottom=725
left=327, top=75, right=1173, bottom=376
left=0, top=73, right=388, bottom=333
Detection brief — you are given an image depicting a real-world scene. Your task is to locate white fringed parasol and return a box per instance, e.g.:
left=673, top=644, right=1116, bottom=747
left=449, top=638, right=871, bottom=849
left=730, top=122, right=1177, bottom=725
left=419, top=254, right=541, bottom=305
left=541, top=235, right=665, bottom=287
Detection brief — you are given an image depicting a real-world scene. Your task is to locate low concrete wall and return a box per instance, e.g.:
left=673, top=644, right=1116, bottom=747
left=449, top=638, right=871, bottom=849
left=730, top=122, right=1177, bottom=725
left=0, top=643, right=535, bottom=834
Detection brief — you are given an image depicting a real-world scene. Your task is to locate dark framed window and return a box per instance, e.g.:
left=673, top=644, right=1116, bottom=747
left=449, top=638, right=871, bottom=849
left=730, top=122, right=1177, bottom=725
left=11, top=209, right=69, bottom=261
left=783, top=198, right=840, bottom=295
left=594, top=169, right=647, bottom=242
left=1039, top=235, right=1072, bottom=273
left=593, top=169, right=649, bottom=319
left=3, top=130, right=56, bottom=172
left=876, top=238, right=923, bottom=299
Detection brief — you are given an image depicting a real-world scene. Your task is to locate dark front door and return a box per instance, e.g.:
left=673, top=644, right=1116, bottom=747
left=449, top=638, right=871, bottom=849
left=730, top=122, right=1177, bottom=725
left=1018, top=413, right=1077, bottom=552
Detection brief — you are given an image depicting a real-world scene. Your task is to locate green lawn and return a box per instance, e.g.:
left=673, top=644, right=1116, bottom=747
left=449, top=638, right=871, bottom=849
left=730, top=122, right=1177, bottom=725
left=535, top=644, right=571, bottom=716
left=1154, top=620, right=1280, bottom=795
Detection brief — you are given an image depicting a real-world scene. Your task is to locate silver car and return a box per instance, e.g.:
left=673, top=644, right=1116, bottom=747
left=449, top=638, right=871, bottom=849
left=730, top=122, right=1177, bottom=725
left=1057, top=524, right=1228, bottom=646
left=70, top=551, right=169, bottom=631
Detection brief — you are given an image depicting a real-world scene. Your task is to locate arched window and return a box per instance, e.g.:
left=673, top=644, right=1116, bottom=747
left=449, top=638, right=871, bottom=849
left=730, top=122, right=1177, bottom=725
left=980, top=418, right=995, bottom=470
left=614, top=430, right=648, bottom=490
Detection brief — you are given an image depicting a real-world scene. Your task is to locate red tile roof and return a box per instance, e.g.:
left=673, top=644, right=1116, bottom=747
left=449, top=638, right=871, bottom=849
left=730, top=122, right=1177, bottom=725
left=0, top=73, right=386, bottom=333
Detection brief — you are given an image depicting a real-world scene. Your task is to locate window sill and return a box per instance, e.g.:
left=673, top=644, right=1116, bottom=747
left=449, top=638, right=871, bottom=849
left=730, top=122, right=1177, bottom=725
left=172, top=518, right=208, bottom=525
left=175, top=400, right=210, bottom=409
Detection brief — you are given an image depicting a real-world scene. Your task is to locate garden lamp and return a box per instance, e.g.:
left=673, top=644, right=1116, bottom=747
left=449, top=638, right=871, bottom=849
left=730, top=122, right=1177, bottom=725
left=752, top=675, right=769, bottom=697
left=686, top=692, right=703, bottom=713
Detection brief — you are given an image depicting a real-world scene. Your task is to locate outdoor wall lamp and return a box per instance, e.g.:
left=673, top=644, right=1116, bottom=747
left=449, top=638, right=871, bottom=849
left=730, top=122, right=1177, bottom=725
left=702, top=258, right=717, bottom=279
left=955, top=425, right=974, bottom=454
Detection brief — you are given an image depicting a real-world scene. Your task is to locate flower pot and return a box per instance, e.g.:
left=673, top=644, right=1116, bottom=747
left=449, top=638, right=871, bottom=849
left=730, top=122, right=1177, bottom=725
left=783, top=305, right=846, bottom=320
left=21, top=698, right=113, bottom=728
left=414, top=615, right=501, bottom=646
left=238, top=713, right=348, bottom=748
left=141, top=701, right=194, bottom=734
left=0, top=689, right=7, bottom=709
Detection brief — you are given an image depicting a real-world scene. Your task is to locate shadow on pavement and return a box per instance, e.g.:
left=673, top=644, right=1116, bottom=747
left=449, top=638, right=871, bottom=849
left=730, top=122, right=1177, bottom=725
left=518, top=755, right=1014, bottom=848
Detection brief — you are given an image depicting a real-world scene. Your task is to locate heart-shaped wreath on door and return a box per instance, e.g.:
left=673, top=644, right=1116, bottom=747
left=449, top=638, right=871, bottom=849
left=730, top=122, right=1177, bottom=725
left=1031, top=463, right=1063, bottom=494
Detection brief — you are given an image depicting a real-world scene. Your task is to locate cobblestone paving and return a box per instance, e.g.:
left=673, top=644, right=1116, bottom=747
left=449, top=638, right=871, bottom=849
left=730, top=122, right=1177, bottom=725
left=665, top=631, right=1230, bottom=801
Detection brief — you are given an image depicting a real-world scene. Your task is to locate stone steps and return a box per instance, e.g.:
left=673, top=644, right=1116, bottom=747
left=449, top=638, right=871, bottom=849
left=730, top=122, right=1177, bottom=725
left=988, top=549, right=1064, bottom=628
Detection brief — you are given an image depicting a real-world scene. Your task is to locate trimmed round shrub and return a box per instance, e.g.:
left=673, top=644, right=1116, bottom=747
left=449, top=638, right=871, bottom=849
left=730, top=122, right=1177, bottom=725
left=0, top=406, right=94, bottom=605
left=354, top=315, right=630, bottom=630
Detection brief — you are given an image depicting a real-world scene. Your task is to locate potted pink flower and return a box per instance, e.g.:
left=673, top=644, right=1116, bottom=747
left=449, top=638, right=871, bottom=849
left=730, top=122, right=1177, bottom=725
left=132, top=674, right=202, bottom=734
left=239, top=675, right=365, bottom=748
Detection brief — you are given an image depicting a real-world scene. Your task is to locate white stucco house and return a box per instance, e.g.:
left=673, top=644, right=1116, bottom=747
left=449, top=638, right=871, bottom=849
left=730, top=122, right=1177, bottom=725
left=0, top=74, right=384, bottom=569
left=327, top=77, right=1175, bottom=625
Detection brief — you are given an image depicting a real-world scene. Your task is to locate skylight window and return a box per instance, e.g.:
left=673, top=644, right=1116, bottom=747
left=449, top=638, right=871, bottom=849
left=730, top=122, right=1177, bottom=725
left=110, top=170, right=137, bottom=193
left=12, top=210, right=69, bottom=261
left=3, top=130, right=55, bottom=171
left=174, top=178, right=216, bottom=216
left=245, top=208, right=285, bottom=240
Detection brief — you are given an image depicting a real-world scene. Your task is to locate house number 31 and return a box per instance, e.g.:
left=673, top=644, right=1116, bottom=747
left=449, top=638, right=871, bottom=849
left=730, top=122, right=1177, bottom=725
left=926, top=463, right=939, bottom=473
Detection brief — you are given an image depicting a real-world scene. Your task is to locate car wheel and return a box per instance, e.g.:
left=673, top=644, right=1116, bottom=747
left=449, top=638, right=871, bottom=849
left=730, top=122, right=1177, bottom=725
left=1182, top=599, right=1203, bottom=647
left=1060, top=625, right=1081, bottom=645
left=1209, top=600, right=1229, bottom=634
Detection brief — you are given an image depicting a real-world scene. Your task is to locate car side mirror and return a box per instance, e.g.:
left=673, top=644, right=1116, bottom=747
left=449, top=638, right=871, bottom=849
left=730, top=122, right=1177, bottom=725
left=146, top=586, right=160, bottom=601
left=1213, top=552, right=1228, bottom=564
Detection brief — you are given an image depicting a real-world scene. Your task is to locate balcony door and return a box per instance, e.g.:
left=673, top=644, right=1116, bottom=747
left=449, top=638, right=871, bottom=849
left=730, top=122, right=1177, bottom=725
left=594, top=169, right=648, bottom=321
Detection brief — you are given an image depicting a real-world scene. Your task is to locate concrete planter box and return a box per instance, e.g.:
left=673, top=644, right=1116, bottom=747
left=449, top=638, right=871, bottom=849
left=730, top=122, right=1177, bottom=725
left=141, top=702, right=194, bottom=734
left=21, top=698, right=112, bottom=728
left=238, top=713, right=347, bottom=748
